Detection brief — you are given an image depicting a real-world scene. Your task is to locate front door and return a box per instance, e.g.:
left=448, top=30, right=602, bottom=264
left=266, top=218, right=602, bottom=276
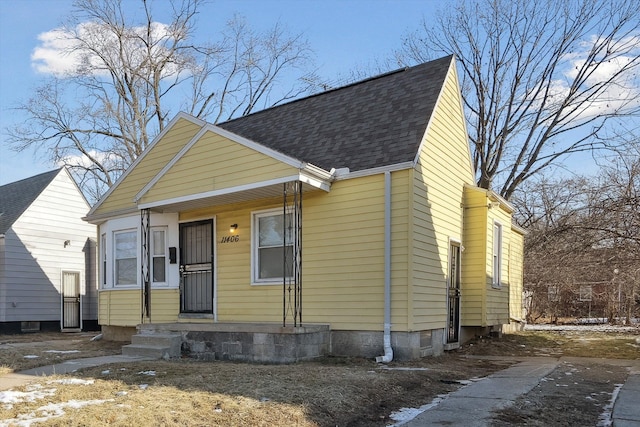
left=446, top=242, right=462, bottom=343
left=62, top=271, right=81, bottom=330
left=179, top=220, right=214, bottom=313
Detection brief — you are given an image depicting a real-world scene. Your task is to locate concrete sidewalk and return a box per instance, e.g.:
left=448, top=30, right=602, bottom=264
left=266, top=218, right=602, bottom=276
left=402, top=358, right=560, bottom=426
left=612, top=372, right=640, bottom=427
left=401, top=358, right=640, bottom=427
left=0, top=355, right=150, bottom=391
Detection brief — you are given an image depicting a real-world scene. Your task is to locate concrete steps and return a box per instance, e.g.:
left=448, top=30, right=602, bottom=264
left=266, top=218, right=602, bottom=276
left=122, top=332, right=182, bottom=359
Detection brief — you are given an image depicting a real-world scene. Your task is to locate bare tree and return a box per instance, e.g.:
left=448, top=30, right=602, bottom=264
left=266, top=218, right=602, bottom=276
left=513, top=146, right=640, bottom=323
left=7, top=0, right=319, bottom=202
left=397, top=0, right=640, bottom=200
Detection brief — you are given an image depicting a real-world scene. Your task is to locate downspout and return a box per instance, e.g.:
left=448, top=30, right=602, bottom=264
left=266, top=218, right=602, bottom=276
left=376, top=171, right=394, bottom=363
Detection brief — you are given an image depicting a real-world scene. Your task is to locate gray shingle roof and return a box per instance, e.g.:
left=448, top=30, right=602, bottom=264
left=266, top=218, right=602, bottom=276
left=0, top=169, right=61, bottom=234
left=218, top=55, right=454, bottom=172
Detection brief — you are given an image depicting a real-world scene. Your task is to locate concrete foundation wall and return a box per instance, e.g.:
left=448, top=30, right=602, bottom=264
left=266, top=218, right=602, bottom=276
left=460, top=325, right=503, bottom=344
left=503, top=321, right=526, bottom=333
left=102, top=325, right=136, bottom=342
left=181, top=328, right=330, bottom=363
left=330, top=328, right=445, bottom=361
left=109, top=323, right=456, bottom=362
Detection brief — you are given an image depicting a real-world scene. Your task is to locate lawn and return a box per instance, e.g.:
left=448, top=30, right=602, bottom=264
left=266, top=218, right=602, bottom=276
left=1, top=326, right=638, bottom=426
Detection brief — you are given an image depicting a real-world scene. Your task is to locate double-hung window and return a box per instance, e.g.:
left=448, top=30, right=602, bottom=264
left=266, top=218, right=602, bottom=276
left=492, top=222, right=502, bottom=288
left=253, top=209, right=293, bottom=283
left=114, top=230, right=137, bottom=286
left=151, top=228, right=167, bottom=284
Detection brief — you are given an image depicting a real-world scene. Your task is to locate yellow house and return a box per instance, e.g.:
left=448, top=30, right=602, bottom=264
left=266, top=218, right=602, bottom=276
left=85, top=55, right=524, bottom=362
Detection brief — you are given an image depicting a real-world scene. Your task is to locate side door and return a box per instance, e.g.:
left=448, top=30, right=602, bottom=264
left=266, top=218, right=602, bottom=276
left=61, top=271, right=81, bottom=330
left=446, top=242, right=462, bottom=344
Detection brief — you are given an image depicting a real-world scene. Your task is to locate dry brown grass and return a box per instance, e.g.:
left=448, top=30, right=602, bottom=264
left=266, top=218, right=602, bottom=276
left=460, top=328, right=640, bottom=359
left=1, top=327, right=638, bottom=426
left=1, top=352, right=505, bottom=426
left=0, top=332, right=122, bottom=373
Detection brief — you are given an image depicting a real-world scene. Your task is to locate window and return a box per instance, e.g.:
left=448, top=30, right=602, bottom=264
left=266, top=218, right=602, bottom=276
left=151, top=228, right=166, bottom=284
left=114, top=230, right=137, bottom=286
left=101, top=233, right=107, bottom=287
left=253, top=210, right=293, bottom=283
left=579, top=284, right=592, bottom=302
left=492, top=222, right=502, bottom=288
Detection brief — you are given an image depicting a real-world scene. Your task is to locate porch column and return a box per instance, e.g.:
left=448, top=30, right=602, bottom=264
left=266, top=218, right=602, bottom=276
left=140, top=208, right=151, bottom=322
left=283, top=180, right=303, bottom=326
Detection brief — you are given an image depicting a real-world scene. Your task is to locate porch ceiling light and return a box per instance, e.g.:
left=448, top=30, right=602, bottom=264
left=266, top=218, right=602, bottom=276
left=230, top=224, right=238, bottom=233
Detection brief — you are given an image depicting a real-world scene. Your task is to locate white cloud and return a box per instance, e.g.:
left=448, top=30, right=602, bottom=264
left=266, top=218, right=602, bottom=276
left=31, top=28, right=79, bottom=77
left=555, top=34, right=640, bottom=120
left=57, top=149, right=116, bottom=169
left=31, top=21, right=182, bottom=79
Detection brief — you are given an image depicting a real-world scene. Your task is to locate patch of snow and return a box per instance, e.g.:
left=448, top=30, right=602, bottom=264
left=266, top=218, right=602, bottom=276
left=139, top=384, right=148, bottom=390
left=90, top=334, right=103, bottom=341
left=137, top=370, right=156, bottom=376
left=47, top=379, right=94, bottom=386
left=0, top=399, right=112, bottom=427
left=44, top=350, right=80, bottom=354
left=525, top=324, right=638, bottom=333
left=0, top=387, right=57, bottom=409
left=387, top=394, right=448, bottom=426
left=379, top=367, right=429, bottom=371
left=22, top=355, right=39, bottom=359
left=101, top=370, right=110, bottom=375
left=597, top=383, right=624, bottom=427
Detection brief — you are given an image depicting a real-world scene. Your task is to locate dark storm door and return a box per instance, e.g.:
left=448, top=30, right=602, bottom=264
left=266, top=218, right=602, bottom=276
left=179, top=220, right=214, bottom=313
left=447, top=243, right=462, bottom=343
left=62, top=271, right=81, bottom=329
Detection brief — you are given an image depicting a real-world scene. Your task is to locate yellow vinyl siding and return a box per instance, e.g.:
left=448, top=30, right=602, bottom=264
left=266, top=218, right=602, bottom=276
left=140, top=130, right=297, bottom=205
left=99, top=289, right=141, bottom=326
left=462, top=186, right=513, bottom=326
left=411, top=62, right=474, bottom=331
left=485, top=206, right=511, bottom=324
left=305, top=172, right=409, bottom=331
left=99, top=288, right=179, bottom=326
left=177, top=172, right=410, bottom=331
left=92, top=118, right=202, bottom=216
left=461, top=188, right=489, bottom=325
left=509, top=228, right=525, bottom=322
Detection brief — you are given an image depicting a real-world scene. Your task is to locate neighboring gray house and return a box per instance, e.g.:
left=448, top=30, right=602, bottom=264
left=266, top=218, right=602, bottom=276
left=0, top=168, right=98, bottom=333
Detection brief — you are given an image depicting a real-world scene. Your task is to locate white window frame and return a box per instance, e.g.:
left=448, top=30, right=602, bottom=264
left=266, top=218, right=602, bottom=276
left=492, top=222, right=503, bottom=288
left=100, top=233, right=107, bottom=288
left=151, top=227, right=168, bottom=286
left=579, top=284, right=593, bottom=302
left=251, top=208, right=294, bottom=285
left=113, top=229, right=137, bottom=287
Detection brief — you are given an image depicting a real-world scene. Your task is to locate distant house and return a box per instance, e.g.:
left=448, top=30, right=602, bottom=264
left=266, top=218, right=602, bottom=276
left=0, top=168, right=98, bottom=333
left=85, top=56, right=524, bottom=361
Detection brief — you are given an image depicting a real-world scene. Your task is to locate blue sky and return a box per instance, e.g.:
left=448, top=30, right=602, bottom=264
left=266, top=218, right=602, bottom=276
left=0, top=0, right=443, bottom=186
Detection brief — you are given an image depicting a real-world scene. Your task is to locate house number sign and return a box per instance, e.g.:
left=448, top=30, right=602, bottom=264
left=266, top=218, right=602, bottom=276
left=220, top=235, right=240, bottom=243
